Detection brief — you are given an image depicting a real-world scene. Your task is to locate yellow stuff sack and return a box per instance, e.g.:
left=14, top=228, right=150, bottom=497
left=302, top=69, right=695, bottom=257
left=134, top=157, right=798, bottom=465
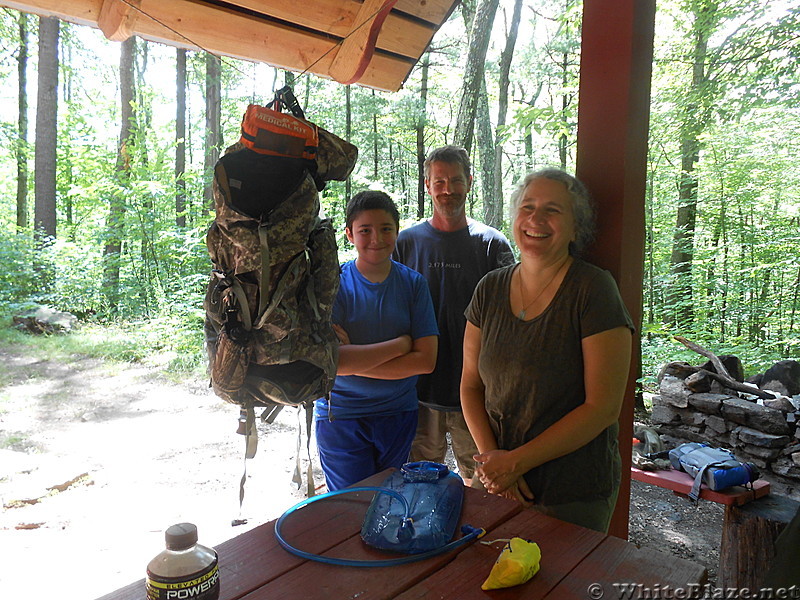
left=481, top=538, right=541, bottom=591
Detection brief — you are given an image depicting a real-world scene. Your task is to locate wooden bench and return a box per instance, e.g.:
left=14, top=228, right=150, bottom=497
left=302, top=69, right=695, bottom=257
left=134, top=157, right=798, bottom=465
left=630, top=466, right=771, bottom=506
left=631, top=466, right=799, bottom=590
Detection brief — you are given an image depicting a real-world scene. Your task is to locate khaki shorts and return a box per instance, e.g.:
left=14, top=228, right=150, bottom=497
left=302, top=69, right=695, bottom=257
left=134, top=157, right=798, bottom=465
left=409, top=405, right=478, bottom=479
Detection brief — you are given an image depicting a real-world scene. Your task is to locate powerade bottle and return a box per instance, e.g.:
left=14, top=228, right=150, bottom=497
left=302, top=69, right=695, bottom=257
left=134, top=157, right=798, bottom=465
left=146, top=523, right=220, bottom=600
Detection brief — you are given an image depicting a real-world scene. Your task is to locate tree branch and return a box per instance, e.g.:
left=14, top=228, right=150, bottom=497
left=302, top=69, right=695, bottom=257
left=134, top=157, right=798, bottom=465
left=672, top=336, right=776, bottom=399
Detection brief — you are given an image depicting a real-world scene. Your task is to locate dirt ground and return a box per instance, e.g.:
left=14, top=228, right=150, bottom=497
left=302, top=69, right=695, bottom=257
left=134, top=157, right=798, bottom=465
left=1, top=344, right=728, bottom=599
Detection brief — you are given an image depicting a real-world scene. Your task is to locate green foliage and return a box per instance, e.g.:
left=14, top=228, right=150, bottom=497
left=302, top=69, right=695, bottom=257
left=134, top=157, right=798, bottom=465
left=645, top=0, right=800, bottom=368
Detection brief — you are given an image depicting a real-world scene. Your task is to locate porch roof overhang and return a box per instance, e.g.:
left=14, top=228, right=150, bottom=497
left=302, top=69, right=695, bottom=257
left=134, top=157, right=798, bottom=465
left=0, top=0, right=459, bottom=92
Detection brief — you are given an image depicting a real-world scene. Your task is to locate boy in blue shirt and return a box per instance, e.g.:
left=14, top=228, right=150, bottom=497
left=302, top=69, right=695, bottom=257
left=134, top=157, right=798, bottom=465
left=314, top=191, right=439, bottom=490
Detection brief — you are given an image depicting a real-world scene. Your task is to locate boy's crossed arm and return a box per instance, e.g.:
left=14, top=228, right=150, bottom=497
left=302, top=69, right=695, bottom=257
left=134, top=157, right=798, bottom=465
left=333, top=324, right=437, bottom=381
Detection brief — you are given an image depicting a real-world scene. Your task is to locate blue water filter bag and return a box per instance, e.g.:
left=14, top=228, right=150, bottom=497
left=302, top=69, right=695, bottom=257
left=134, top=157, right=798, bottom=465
left=361, top=462, right=464, bottom=554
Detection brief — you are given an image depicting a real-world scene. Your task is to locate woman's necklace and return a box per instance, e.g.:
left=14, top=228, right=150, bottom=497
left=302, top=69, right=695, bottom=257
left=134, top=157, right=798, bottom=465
left=516, top=257, right=569, bottom=320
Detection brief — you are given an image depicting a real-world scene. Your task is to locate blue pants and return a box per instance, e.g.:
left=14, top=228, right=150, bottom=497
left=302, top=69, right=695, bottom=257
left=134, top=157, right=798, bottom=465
left=315, top=410, right=417, bottom=491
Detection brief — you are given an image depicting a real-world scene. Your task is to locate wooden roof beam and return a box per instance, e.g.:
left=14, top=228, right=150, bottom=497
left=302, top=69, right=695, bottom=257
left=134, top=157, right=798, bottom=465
left=98, top=0, right=139, bottom=41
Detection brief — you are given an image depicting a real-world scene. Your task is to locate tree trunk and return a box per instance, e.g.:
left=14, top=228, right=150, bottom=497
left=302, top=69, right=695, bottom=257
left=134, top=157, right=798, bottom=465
left=16, top=12, right=29, bottom=230
left=475, top=78, right=494, bottom=222
left=788, top=263, right=800, bottom=352
left=103, top=36, right=135, bottom=313
left=415, top=54, right=429, bottom=219
left=175, top=48, right=187, bottom=228
left=453, top=0, right=500, bottom=153
left=668, top=4, right=712, bottom=328
left=372, top=90, right=379, bottom=179
left=135, top=40, right=151, bottom=168
left=520, top=82, right=543, bottom=173
left=204, top=53, right=222, bottom=209
left=489, top=0, right=523, bottom=230
left=646, top=163, right=656, bottom=325
left=62, top=37, right=74, bottom=234
left=34, top=16, right=59, bottom=242
left=558, top=50, right=569, bottom=169
left=345, top=84, right=352, bottom=205
left=669, top=137, right=699, bottom=326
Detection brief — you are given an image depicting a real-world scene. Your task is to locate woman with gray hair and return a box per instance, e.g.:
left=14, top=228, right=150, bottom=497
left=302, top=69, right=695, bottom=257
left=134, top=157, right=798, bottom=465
left=460, top=168, right=634, bottom=532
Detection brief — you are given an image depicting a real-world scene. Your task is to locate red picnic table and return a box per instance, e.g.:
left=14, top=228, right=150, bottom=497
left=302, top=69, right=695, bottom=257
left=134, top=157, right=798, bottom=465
left=97, top=469, right=707, bottom=600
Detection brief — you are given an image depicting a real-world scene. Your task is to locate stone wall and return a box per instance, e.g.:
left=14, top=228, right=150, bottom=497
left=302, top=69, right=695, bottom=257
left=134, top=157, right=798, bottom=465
left=652, top=366, right=800, bottom=495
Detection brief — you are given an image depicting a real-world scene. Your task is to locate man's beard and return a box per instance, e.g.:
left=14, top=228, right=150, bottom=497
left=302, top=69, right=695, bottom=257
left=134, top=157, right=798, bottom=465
left=436, top=197, right=466, bottom=218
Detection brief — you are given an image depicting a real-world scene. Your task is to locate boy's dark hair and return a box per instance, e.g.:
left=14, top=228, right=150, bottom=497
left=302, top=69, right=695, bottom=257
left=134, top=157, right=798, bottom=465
left=345, top=190, right=400, bottom=231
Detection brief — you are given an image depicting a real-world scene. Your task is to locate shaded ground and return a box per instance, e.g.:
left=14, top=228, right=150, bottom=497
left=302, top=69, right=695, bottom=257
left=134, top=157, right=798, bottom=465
left=1, top=345, right=724, bottom=598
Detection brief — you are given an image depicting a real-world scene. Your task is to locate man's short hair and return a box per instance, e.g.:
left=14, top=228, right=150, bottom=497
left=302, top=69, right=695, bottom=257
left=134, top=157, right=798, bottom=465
left=345, top=190, right=400, bottom=231
left=424, top=145, right=472, bottom=181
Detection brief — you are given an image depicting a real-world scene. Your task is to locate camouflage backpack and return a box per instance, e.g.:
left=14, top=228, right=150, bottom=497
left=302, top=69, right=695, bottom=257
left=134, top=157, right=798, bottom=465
left=203, top=87, right=357, bottom=498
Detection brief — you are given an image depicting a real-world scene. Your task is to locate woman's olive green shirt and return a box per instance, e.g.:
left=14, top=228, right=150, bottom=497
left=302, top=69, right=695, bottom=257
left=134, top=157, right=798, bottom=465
left=465, top=259, right=634, bottom=506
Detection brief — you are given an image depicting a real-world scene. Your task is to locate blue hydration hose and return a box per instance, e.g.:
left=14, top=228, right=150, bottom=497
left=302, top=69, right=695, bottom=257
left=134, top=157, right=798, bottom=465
left=274, top=486, right=485, bottom=567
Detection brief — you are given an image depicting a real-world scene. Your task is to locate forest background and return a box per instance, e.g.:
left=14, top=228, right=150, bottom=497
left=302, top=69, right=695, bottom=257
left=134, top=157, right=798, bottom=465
left=0, top=0, right=798, bottom=395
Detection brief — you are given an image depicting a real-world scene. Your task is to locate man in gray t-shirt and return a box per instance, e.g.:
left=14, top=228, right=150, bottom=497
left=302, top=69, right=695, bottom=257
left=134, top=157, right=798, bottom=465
left=394, top=145, right=514, bottom=483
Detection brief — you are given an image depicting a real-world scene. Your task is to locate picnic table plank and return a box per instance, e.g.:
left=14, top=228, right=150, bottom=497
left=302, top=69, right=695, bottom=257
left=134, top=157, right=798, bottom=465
left=542, top=534, right=708, bottom=600
left=395, top=508, right=606, bottom=599
left=240, top=484, right=522, bottom=600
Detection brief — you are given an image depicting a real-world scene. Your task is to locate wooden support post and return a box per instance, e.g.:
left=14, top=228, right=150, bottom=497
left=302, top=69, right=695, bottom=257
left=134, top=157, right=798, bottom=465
left=720, top=494, right=800, bottom=591
left=575, top=0, right=656, bottom=540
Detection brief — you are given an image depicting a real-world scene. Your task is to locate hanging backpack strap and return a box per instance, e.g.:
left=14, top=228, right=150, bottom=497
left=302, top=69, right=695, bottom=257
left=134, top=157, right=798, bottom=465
left=257, top=223, right=272, bottom=319
left=305, top=402, right=315, bottom=497
left=228, top=277, right=253, bottom=332
left=291, top=405, right=317, bottom=498
left=233, top=401, right=259, bottom=526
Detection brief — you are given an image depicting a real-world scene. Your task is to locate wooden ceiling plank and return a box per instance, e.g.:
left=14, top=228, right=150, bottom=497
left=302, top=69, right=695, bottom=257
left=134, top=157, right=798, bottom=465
left=132, top=0, right=412, bottom=91
left=204, top=0, right=436, bottom=60
left=98, top=0, right=140, bottom=41
left=392, top=0, right=455, bottom=24
left=328, top=0, right=398, bottom=85
left=222, top=0, right=453, bottom=28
